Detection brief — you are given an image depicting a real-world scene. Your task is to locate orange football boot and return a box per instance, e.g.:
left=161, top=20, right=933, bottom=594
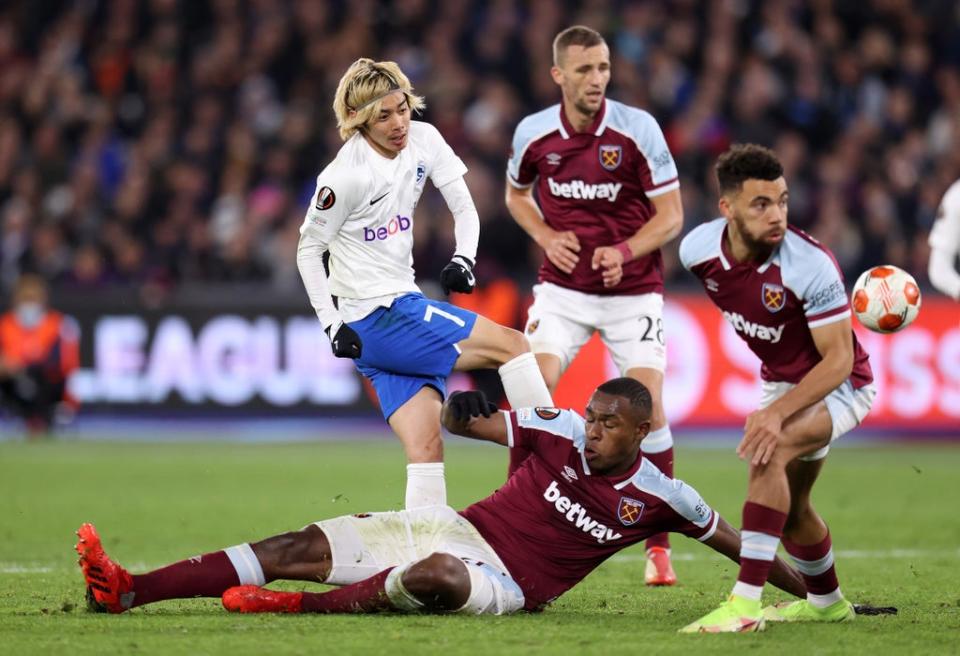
left=644, top=546, right=678, bottom=586
left=222, top=585, right=303, bottom=613
left=75, top=523, right=134, bottom=613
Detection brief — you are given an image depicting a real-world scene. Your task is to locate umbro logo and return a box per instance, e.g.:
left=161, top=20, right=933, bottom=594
left=369, top=192, right=389, bottom=206
left=706, top=278, right=719, bottom=292
left=546, top=153, right=562, bottom=166
left=561, top=465, right=578, bottom=483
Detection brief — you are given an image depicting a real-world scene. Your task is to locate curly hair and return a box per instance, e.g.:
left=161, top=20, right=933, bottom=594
left=715, top=143, right=784, bottom=195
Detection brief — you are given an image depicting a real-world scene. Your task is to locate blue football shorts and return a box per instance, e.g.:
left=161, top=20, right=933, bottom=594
left=349, top=293, right=478, bottom=419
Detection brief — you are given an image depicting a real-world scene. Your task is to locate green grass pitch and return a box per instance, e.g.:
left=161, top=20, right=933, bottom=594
left=1, top=438, right=958, bottom=655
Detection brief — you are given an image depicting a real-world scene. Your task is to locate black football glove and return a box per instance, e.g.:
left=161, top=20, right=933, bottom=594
left=440, top=255, right=476, bottom=295
left=446, top=390, right=498, bottom=422
left=325, top=320, right=363, bottom=359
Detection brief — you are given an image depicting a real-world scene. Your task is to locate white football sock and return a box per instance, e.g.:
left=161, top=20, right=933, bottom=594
left=405, top=463, right=446, bottom=509
left=731, top=581, right=764, bottom=601
left=384, top=563, right=425, bottom=611
left=642, top=425, right=674, bottom=454
left=498, top=353, right=553, bottom=408
left=808, top=589, right=845, bottom=608
left=224, top=543, right=266, bottom=585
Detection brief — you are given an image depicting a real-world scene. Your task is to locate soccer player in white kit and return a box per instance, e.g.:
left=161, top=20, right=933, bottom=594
left=504, top=26, right=685, bottom=585
left=297, top=59, right=552, bottom=509
left=928, top=179, right=960, bottom=300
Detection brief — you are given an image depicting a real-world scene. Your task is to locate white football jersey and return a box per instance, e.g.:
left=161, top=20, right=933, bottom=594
left=928, top=178, right=960, bottom=299
left=300, top=121, right=468, bottom=309
left=930, top=179, right=960, bottom=253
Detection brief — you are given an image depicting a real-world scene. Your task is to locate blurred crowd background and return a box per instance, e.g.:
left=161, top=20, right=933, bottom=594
left=1, top=0, right=959, bottom=304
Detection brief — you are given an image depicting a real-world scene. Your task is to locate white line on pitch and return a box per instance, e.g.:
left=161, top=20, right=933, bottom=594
left=610, top=548, right=960, bottom=563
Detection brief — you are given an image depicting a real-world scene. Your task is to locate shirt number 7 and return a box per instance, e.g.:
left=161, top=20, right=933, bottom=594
left=424, top=305, right=466, bottom=327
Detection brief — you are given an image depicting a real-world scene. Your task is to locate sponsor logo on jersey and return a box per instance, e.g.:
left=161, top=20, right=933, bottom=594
left=547, top=177, right=622, bottom=202
left=546, top=152, right=562, bottom=166
left=315, top=186, right=336, bottom=210
left=762, top=283, right=786, bottom=312
left=562, top=465, right=578, bottom=483
left=543, top=481, right=623, bottom=544
left=617, top=497, right=645, bottom=525
left=363, top=215, right=411, bottom=242
left=652, top=150, right=673, bottom=170
left=722, top=311, right=784, bottom=343
left=599, top=144, right=622, bottom=171
left=535, top=407, right=561, bottom=420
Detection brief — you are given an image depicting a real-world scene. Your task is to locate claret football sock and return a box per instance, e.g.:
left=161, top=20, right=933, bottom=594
left=300, top=568, right=396, bottom=613
left=498, top=353, right=553, bottom=409
left=131, top=544, right=265, bottom=607
left=642, top=425, right=674, bottom=552
left=782, top=531, right=844, bottom=606
left=731, top=502, right=787, bottom=601
left=405, top=462, right=446, bottom=509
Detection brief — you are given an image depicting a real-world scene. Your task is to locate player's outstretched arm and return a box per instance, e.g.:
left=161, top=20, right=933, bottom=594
left=440, top=391, right=508, bottom=445
left=702, top=516, right=806, bottom=599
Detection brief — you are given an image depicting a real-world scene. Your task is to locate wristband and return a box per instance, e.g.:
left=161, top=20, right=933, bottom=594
left=614, top=241, right=632, bottom=262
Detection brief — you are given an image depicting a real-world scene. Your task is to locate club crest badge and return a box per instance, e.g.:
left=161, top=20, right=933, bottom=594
left=526, top=319, right=539, bottom=335
left=599, top=144, right=622, bottom=171
left=416, top=163, right=426, bottom=184
left=618, top=497, right=645, bottom=526
left=762, top=282, right=786, bottom=313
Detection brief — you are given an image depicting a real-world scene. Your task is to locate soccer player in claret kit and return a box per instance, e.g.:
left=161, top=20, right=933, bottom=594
left=505, top=25, right=685, bottom=585
left=678, top=144, right=877, bottom=633
left=298, top=58, right=552, bottom=510
left=75, top=379, right=808, bottom=616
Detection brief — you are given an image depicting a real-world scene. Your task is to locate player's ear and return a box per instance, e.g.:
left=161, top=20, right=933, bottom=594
left=718, top=194, right=733, bottom=220
left=550, top=66, right=563, bottom=85
left=636, top=419, right=651, bottom=442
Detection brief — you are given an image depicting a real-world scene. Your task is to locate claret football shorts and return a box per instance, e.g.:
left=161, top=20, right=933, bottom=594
left=312, top=505, right=525, bottom=615
left=524, top=282, right=667, bottom=374
left=349, top=293, right=477, bottom=419
left=759, top=379, right=877, bottom=461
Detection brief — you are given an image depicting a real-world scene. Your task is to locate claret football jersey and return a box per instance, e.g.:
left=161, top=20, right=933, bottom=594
left=679, top=218, right=872, bottom=387
left=460, top=408, right=718, bottom=610
left=507, top=99, right=679, bottom=295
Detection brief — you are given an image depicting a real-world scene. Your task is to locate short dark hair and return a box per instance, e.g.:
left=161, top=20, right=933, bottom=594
left=715, top=143, right=784, bottom=195
left=595, top=377, right=652, bottom=421
left=553, top=25, right=606, bottom=66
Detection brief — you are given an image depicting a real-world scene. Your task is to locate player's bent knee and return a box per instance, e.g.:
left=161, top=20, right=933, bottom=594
left=402, top=552, right=470, bottom=610
left=498, top=327, right=531, bottom=361
left=252, top=526, right=326, bottom=570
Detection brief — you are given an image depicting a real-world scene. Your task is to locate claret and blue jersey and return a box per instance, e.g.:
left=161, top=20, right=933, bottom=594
left=461, top=407, right=718, bottom=610
left=679, top=218, right=873, bottom=387
left=507, top=99, right=680, bottom=296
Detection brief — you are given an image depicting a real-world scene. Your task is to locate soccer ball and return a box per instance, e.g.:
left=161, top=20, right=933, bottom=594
left=851, top=265, right=921, bottom=333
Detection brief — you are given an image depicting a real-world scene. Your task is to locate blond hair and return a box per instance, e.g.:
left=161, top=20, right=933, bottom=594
left=333, top=58, right=425, bottom=141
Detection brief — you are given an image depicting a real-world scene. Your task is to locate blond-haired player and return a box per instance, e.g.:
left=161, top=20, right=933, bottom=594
left=298, top=59, right=552, bottom=509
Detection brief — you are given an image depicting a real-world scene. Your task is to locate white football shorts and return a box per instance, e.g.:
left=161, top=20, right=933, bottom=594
left=312, top=505, right=524, bottom=615
left=759, top=380, right=877, bottom=461
left=524, top=282, right=667, bottom=374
